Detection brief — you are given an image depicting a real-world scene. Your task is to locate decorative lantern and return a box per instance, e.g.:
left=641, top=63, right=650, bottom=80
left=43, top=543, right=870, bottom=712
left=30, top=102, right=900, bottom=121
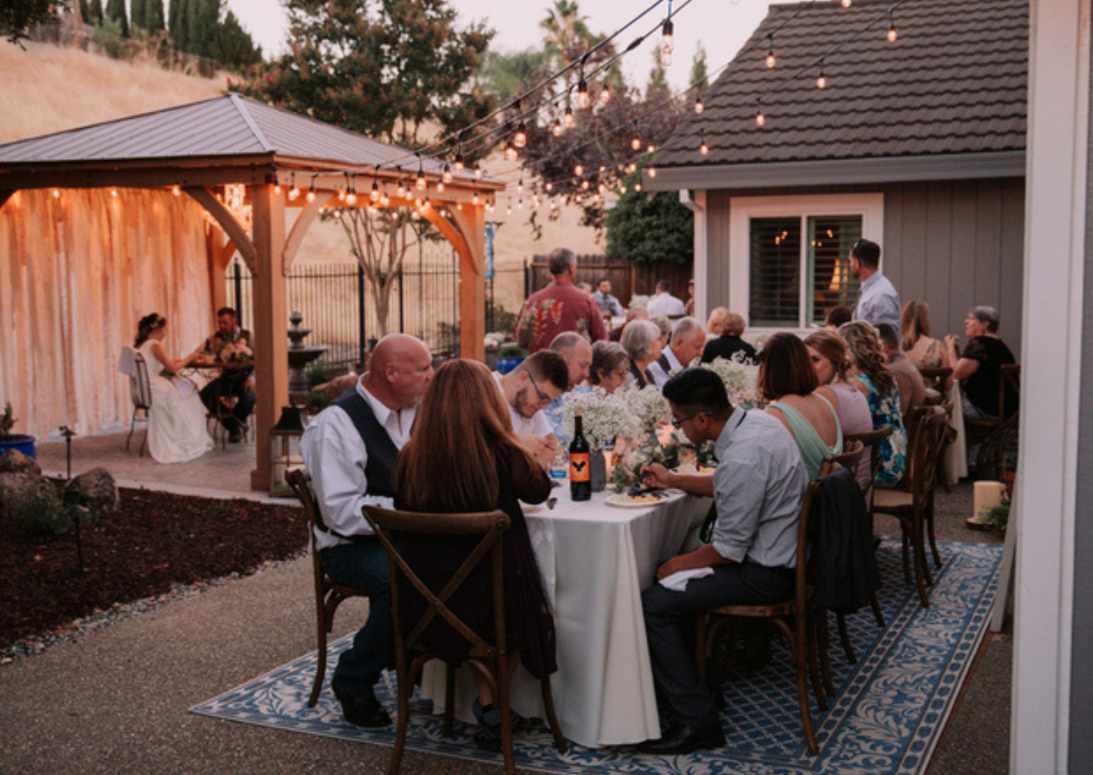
left=269, top=405, right=306, bottom=497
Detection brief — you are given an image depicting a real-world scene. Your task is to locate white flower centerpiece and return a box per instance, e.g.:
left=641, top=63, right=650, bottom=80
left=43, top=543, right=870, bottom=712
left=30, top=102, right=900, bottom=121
left=608, top=385, right=682, bottom=491
left=701, top=353, right=761, bottom=408
left=561, top=388, right=638, bottom=450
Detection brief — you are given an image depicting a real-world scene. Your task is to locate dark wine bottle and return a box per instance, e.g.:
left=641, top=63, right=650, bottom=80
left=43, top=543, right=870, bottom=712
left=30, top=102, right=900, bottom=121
left=569, top=415, right=591, bottom=501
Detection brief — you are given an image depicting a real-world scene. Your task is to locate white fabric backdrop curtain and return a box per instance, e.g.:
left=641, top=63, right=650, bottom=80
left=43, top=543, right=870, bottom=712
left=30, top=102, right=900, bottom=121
left=0, top=188, right=214, bottom=441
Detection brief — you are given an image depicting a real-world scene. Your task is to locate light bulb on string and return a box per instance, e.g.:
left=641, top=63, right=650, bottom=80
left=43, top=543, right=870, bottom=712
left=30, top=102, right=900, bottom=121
left=766, top=37, right=776, bottom=69
left=574, top=164, right=584, bottom=177
left=694, top=96, right=704, bottom=114
left=517, top=177, right=524, bottom=194
left=346, top=182, right=358, bottom=206
left=51, top=188, right=61, bottom=199
left=647, top=167, right=657, bottom=179
left=545, top=181, right=553, bottom=193
left=371, top=180, right=380, bottom=202
left=436, top=179, right=445, bottom=194
left=380, top=187, right=390, bottom=207
left=337, top=187, right=346, bottom=202
left=634, top=182, right=642, bottom=192
left=396, top=179, right=407, bottom=198
left=631, top=136, right=641, bottom=151
left=474, top=164, right=483, bottom=180
left=659, top=18, right=674, bottom=67
left=272, top=183, right=281, bottom=195
left=472, top=192, right=480, bottom=206
left=171, top=185, right=180, bottom=197
left=577, top=76, right=591, bottom=110
left=599, top=84, right=611, bottom=106
left=563, top=106, right=575, bottom=128
left=442, top=163, right=453, bottom=184
left=513, top=121, right=528, bottom=149
left=454, top=150, right=465, bottom=173
left=699, top=134, right=709, bottom=156
left=887, top=13, right=898, bottom=42
left=581, top=179, right=590, bottom=191
left=598, top=182, right=607, bottom=195
left=552, top=118, right=563, bottom=137
left=619, top=184, right=627, bottom=194
left=841, top=0, right=852, bottom=7
left=288, top=173, right=300, bottom=201
left=756, top=107, right=767, bottom=128
left=504, top=141, right=518, bottom=161
left=646, top=144, right=656, bottom=154
left=816, top=64, right=828, bottom=90
left=416, top=160, right=427, bottom=191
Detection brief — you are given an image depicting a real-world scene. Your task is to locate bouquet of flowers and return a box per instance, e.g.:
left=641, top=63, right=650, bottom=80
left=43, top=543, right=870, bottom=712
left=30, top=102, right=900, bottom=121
left=701, top=353, right=760, bottom=408
left=610, top=431, right=684, bottom=491
left=561, top=388, right=638, bottom=449
left=617, top=384, right=671, bottom=437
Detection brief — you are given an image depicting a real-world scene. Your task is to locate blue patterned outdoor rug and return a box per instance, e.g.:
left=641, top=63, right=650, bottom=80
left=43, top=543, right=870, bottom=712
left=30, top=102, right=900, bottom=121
left=191, top=540, right=1002, bottom=774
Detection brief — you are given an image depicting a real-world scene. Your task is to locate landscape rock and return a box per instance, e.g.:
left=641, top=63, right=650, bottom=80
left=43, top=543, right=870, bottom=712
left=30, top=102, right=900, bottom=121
left=0, top=449, right=40, bottom=476
left=0, top=471, right=67, bottom=534
left=64, top=468, right=118, bottom=519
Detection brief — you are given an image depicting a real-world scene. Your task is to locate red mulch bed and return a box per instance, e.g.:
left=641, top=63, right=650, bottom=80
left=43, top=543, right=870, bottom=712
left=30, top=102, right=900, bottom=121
left=0, top=485, right=305, bottom=651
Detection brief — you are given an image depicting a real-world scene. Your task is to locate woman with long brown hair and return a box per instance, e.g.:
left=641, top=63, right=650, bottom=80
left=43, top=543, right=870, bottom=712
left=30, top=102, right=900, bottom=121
left=900, top=300, right=952, bottom=370
left=394, top=359, right=555, bottom=749
left=839, top=321, right=907, bottom=486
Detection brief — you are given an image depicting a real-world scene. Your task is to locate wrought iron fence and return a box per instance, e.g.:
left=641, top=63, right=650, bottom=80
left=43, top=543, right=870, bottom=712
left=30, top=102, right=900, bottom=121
left=227, top=242, right=461, bottom=370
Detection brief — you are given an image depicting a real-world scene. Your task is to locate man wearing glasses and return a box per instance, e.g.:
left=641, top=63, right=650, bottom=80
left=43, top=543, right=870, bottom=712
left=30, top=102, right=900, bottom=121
left=636, top=367, right=808, bottom=755
left=492, top=350, right=570, bottom=468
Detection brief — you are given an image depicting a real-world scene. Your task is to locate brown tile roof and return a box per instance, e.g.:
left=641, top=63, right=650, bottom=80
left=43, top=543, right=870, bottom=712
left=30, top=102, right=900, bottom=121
left=0, top=94, right=451, bottom=175
left=655, top=0, right=1027, bottom=169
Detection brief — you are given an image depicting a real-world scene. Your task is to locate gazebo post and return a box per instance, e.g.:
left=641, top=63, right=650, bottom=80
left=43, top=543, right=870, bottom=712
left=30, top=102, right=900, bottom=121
left=452, top=205, right=486, bottom=361
left=249, top=183, right=289, bottom=491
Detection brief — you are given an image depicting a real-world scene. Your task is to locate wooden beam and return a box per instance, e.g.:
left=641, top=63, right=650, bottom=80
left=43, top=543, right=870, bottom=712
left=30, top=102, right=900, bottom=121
left=184, top=187, right=258, bottom=273
left=249, top=184, right=289, bottom=492
left=0, top=164, right=274, bottom=192
left=283, top=192, right=336, bottom=274
left=450, top=205, right=487, bottom=362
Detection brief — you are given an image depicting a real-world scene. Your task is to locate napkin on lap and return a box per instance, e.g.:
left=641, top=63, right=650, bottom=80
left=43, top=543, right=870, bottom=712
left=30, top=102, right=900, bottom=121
left=659, top=567, right=715, bottom=592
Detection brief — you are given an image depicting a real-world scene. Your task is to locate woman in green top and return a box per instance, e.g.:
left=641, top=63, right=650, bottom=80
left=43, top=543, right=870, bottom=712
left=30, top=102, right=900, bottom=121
left=758, top=333, right=844, bottom=480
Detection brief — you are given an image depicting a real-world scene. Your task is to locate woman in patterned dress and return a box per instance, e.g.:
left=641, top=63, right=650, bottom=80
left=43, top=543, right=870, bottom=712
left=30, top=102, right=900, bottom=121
left=839, top=321, right=907, bottom=487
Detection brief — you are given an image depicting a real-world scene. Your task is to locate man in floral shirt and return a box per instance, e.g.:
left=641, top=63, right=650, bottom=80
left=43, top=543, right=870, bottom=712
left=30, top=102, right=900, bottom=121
left=516, top=248, right=607, bottom=352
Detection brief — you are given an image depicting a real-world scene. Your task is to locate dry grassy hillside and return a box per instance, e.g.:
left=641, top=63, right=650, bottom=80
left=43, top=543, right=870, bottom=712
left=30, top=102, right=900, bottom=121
left=0, top=39, right=602, bottom=312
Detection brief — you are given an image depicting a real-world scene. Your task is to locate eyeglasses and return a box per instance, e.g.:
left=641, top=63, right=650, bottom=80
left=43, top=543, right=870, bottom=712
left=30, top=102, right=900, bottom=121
left=527, top=372, right=551, bottom=405
left=671, top=412, right=704, bottom=429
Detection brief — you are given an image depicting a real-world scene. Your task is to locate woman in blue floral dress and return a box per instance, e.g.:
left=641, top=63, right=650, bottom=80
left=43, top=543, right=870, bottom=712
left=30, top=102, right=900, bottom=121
left=839, top=321, right=907, bottom=486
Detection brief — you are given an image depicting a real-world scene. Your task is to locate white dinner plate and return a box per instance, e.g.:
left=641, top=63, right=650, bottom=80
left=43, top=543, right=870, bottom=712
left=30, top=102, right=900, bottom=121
left=520, top=502, right=544, bottom=513
left=604, top=490, right=681, bottom=508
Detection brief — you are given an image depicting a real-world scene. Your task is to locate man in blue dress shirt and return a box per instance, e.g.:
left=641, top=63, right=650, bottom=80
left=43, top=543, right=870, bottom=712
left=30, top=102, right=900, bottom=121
left=851, top=238, right=901, bottom=332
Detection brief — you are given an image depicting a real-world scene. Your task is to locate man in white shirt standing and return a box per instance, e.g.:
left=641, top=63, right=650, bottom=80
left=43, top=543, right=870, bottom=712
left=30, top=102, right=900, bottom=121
left=492, top=350, right=569, bottom=468
left=850, top=238, right=901, bottom=332
left=300, top=333, right=433, bottom=728
left=649, top=317, right=707, bottom=389
left=646, top=279, right=686, bottom=318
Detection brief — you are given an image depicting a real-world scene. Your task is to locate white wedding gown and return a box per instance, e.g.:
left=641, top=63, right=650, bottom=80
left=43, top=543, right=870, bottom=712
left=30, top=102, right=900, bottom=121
left=139, top=340, right=214, bottom=464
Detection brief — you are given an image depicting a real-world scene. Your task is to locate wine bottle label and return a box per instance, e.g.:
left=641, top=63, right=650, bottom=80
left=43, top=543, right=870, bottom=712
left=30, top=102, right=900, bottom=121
left=569, top=452, right=591, bottom=482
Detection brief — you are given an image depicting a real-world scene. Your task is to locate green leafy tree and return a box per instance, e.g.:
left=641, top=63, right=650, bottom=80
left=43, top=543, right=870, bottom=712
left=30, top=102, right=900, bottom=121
left=186, top=0, right=216, bottom=56
left=131, top=0, right=146, bottom=30
left=241, top=0, right=496, bottom=334
left=168, top=0, right=179, bottom=40
left=1, top=0, right=67, bottom=44
left=690, top=41, right=708, bottom=90
left=646, top=47, right=669, bottom=98
left=478, top=48, right=549, bottom=103
left=104, top=0, right=128, bottom=37
left=605, top=184, right=693, bottom=265
left=79, top=0, right=90, bottom=23
left=87, top=0, right=103, bottom=24
left=145, top=0, right=165, bottom=31
left=210, top=9, right=261, bottom=71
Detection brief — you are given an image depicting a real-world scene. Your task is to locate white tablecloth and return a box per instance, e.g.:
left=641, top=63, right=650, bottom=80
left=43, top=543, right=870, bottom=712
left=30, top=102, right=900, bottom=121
left=420, top=487, right=712, bottom=748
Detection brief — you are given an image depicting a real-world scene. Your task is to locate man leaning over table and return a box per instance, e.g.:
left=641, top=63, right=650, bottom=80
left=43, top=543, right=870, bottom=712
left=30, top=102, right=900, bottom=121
left=492, top=349, right=569, bottom=470
left=637, top=367, right=808, bottom=754
left=199, top=307, right=255, bottom=443
left=300, top=333, right=434, bottom=728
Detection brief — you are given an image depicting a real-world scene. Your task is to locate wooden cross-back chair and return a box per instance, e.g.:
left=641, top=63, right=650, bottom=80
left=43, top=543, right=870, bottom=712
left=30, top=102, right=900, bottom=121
left=283, top=469, right=373, bottom=708
left=966, top=363, right=1021, bottom=480
left=694, top=472, right=831, bottom=756
left=126, top=350, right=153, bottom=457
left=872, top=409, right=949, bottom=607
left=363, top=505, right=567, bottom=775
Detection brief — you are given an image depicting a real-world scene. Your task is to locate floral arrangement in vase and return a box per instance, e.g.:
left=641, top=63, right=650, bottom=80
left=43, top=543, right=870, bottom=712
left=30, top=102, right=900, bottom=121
left=560, top=388, right=638, bottom=450
left=701, top=353, right=760, bottom=408
left=617, top=384, right=671, bottom=437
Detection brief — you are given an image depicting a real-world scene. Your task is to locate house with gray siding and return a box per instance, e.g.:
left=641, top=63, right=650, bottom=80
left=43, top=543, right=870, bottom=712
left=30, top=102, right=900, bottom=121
left=646, top=0, right=1027, bottom=352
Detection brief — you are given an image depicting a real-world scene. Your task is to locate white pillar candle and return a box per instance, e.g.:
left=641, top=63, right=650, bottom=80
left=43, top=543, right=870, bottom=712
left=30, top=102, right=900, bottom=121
left=974, top=481, right=1006, bottom=518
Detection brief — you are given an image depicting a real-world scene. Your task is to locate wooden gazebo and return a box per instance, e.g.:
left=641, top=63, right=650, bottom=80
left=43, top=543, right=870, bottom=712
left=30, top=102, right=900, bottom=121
left=0, top=94, right=504, bottom=490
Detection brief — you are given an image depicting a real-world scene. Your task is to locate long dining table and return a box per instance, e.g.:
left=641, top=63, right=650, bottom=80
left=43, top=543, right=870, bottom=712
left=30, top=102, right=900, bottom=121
left=419, top=485, right=712, bottom=748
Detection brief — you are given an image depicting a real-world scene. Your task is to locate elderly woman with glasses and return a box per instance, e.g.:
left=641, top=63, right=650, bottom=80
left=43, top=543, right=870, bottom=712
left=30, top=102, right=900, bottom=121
left=588, top=340, right=631, bottom=394
left=620, top=318, right=664, bottom=389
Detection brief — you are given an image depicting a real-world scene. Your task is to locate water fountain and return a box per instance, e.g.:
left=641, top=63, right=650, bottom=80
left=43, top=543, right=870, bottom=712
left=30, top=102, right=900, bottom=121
left=287, top=310, right=328, bottom=400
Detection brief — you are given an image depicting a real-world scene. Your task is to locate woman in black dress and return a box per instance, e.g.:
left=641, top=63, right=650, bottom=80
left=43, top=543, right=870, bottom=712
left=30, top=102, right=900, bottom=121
left=394, top=359, right=555, bottom=747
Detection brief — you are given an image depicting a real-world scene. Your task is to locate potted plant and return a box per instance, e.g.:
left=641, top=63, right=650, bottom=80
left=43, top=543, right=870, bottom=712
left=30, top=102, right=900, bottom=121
left=495, top=343, right=528, bottom=375
left=0, top=402, right=36, bottom=458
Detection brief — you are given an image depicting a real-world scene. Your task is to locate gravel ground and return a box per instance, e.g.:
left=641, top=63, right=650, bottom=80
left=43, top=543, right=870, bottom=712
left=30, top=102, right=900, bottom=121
left=0, top=482, right=1010, bottom=774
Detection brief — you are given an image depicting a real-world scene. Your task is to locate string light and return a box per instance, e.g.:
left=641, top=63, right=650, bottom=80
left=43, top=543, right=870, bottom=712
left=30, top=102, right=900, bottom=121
left=816, top=63, right=828, bottom=90
left=659, top=18, right=674, bottom=67
left=646, top=144, right=656, bottom=154
left=631, top=136, right=642, bottom=151
left=371, top=180, right=380, bottom=202
left=756, top=100, right=767, bottom=127
left=472, top=191, right=481, bottom=206
left=634, top=182, right=642, bottom=192
left=581, top=179, right=590, bottom=190
left=563, top=106, right=575, bottom=128
left=647, top=167, right=657, bottom=179
left=475, top=164, right=483, bottom=180
left=841, top=0, right=852, bottom=7
left=599, top=84, right=611, bottom=106
left=442, top=163, right=453, bottom=184
left=513, top=120, right=528, bottom=149
left=380, top=186, right=390, bottom=207
left=306, top=174, right=317, bottom=203
left=887, top=12, right=898, bottom=42
left=171, top=185, right=180, bottom=197
left=694, top=96, right=704, bottom=114
left=545, top=181, right=554, bottom=193
left=517, top=177, right=524, bottom=194
left=552, top=118, right=563, bottom=137
left=577, top=75, right=591, bottom=110
left=454, top=150, right=465, bottom=172
left=574, top=164, right=584, bottom=176
left=396, top=179, right=407, bottom=198
left=337, top=186, right=346, bottom=202
left=416, top=160, right=427, bottom=191
left=288, top=173, right=300, bottom=201
left=272, top=183, right=281, bottom=195
left=699, top=133, right=709, bottom=156
left=766, top=34, right=776, bottom=69
left=110, top=188, right=118, bottom=198
left=345, top=175, right=358, bottom=206
left=51, top=188, right=60, bottom=199
left=504, top=141, right=518, bottom=161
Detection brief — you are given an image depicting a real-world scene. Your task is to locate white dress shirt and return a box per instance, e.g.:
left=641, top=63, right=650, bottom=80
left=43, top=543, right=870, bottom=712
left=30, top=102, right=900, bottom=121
left=646, top=292, right=686, bottom=318
left=492, top=371, right=553, bottom=437
left=853, top=271, right=901, bottom=332
left=648, top=345, right=685, bottom=389
left=300, top=380, right=415, bottom=550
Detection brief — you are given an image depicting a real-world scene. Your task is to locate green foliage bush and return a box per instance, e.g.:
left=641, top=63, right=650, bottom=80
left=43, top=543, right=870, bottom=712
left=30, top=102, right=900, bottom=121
left=605, top=187, right=693, bottom=265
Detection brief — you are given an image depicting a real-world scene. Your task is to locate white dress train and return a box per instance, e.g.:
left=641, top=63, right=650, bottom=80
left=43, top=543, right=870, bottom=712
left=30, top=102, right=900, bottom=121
left=139, top=341, right=214, bottom=464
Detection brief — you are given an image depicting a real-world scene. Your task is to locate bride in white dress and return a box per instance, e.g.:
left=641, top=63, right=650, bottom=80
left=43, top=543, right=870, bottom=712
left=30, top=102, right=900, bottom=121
left=135, top=314, right=214, bottom=464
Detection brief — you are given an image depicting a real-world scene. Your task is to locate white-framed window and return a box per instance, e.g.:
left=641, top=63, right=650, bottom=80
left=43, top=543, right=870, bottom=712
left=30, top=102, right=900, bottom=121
left=728, top=193, right=884, bottom=331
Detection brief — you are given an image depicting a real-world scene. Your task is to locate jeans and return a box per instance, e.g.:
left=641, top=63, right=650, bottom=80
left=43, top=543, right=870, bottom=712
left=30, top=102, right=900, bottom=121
left=319, top=540, right=391, bottom=698
left=200, top=371, right=255, bottom=435
left=642, top=562, right=794, bottom=729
